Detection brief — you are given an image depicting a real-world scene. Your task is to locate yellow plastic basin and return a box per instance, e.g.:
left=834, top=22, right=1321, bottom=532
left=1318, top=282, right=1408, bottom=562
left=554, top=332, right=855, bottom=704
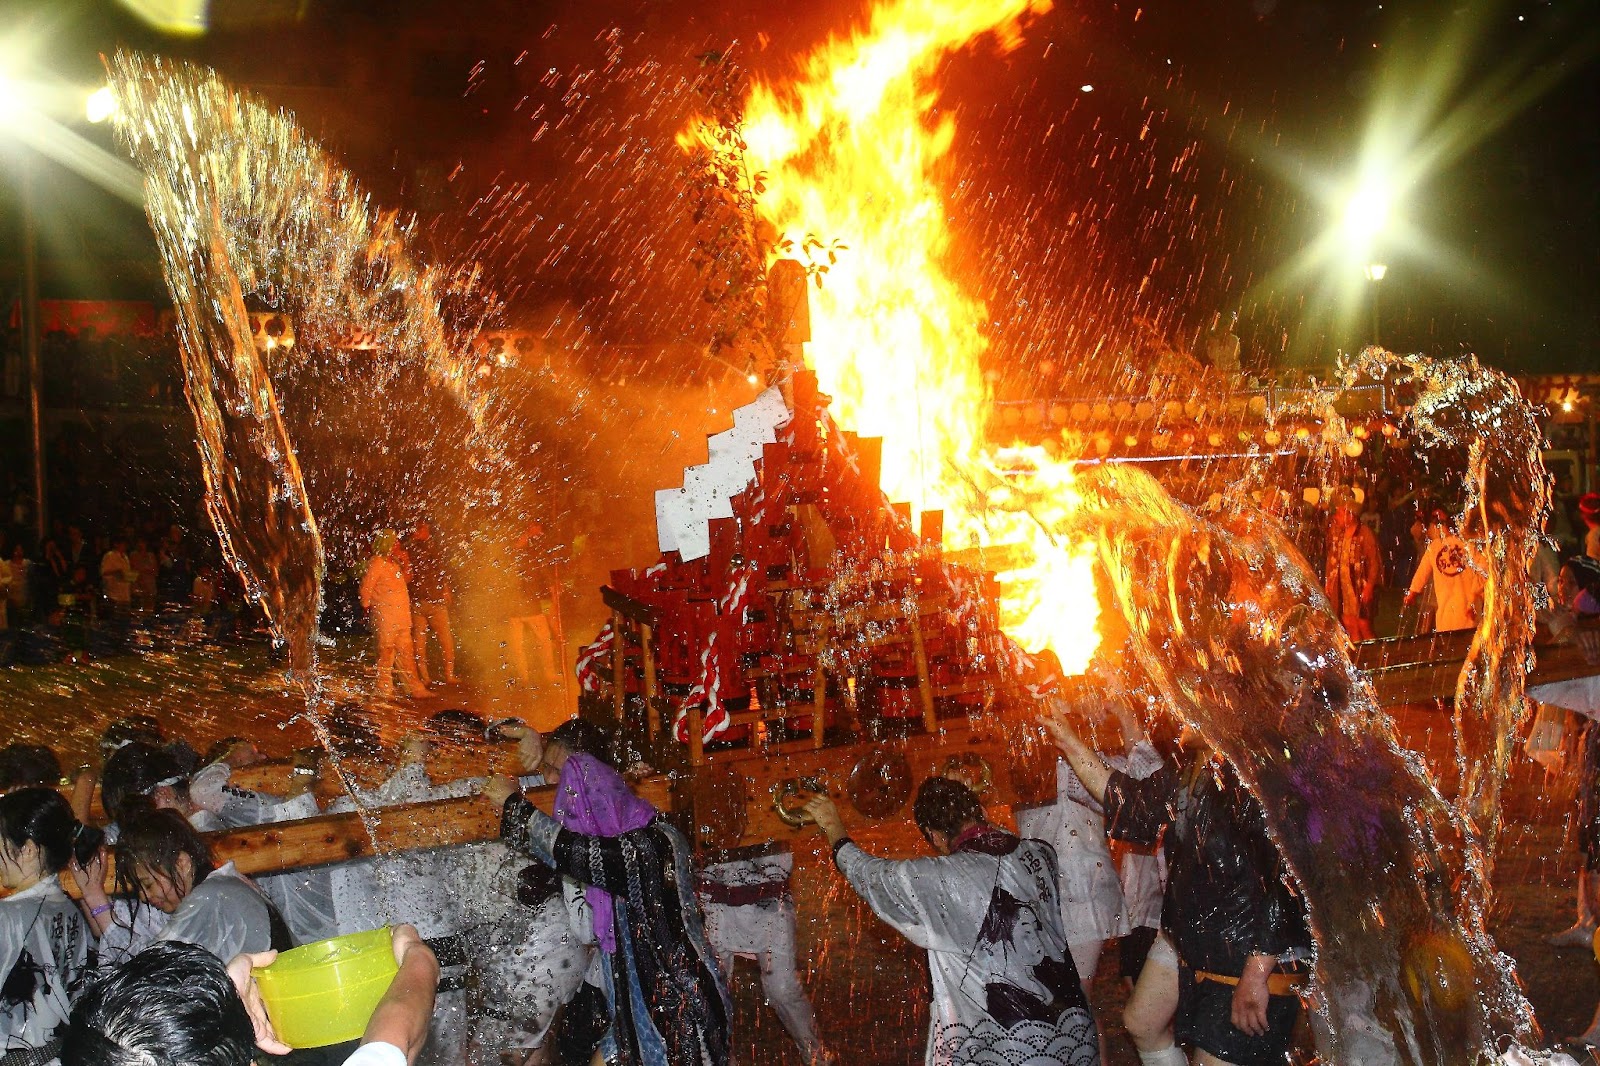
left=256, top=927, right=399, bottom=1048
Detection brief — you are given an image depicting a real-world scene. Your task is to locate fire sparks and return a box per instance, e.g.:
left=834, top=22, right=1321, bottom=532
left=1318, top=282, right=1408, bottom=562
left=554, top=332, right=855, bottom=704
left=687, top=0, right=1103, bottom=673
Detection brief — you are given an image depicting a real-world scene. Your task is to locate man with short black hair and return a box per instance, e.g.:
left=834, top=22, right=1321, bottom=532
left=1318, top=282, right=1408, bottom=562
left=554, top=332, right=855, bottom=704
left=59, top=927, right=439, bottom=1066
left=62, top=941, right=256, bottom=1066
left=802, top=778, right=1099, bottom=1065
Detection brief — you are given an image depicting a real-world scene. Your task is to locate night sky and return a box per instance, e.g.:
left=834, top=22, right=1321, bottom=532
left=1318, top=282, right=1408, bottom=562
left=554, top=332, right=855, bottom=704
left=2, top=0, right=1596, bottom=375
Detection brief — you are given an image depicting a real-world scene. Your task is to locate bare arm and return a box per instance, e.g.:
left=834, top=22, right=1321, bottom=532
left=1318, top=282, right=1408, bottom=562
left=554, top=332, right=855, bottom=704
left=1039, top=697, right=1112, bottom=803
left=362, top=926, right=440, bottom=1063
left=70, top=768, right=97, bottom=825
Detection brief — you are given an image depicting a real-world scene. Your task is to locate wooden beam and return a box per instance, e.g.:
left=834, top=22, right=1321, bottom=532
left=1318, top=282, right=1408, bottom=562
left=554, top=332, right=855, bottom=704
left=601, top=585, right=661, bottom=628
left=209, top=776, right=676, bottom=879
left=640, top=623, right=661, bottom=743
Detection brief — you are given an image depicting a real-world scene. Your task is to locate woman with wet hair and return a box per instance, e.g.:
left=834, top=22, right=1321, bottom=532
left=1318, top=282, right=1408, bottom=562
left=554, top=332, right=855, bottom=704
left=0, top=746, right=62, bottom=795
left=98, top=743, right=217, bottom=834
left=0, top=787, right=101, bottom=1058
left=107, top=807, right=290, bottom=963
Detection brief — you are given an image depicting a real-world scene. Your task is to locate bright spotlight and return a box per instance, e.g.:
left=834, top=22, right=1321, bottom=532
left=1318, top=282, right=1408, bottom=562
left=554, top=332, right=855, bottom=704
left=0, top=67, right=24, bottom=124
left=1343, top=179, right=1392, bottom=250
left=85, top=85, right=117, bottom=124
left=1365, top=263, right=1388, bottom=282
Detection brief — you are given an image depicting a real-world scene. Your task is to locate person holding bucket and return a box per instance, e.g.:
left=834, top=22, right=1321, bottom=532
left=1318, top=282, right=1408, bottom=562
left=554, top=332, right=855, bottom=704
left=59, top=925, right=441, bottom=1066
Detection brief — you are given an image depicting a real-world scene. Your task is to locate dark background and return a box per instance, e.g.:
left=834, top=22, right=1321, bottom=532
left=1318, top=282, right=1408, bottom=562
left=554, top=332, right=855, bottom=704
left=0, top=0, right=1595, bottom=374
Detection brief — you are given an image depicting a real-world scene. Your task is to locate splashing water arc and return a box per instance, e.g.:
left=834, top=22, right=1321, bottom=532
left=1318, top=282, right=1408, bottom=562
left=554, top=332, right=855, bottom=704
left=687, top=0, right=1103, bottom=673
left=105, top=52, right=502, bottom=680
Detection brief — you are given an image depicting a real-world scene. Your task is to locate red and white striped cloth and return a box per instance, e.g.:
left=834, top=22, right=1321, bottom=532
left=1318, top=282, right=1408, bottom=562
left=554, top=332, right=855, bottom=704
left=575, top=622, right=616, bottom=694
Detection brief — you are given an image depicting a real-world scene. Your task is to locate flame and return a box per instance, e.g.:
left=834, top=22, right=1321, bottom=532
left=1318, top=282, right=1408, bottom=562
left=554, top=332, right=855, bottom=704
left=687, top=0, right=1103, bottom=673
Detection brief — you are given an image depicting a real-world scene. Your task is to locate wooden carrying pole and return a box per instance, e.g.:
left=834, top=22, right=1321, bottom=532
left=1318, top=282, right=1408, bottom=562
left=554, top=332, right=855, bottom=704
left=57, top=636, right=1600, bottom=892
left=210, top=777, right=679, bottom=877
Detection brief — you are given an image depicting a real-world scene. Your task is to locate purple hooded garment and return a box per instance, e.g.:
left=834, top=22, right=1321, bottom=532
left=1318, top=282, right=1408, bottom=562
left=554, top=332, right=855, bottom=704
left=552, top=752, right=658, bottom=952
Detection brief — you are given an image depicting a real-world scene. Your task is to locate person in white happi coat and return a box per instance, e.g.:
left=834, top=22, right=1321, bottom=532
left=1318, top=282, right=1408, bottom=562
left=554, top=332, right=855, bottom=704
left=465, top=718, right=615, bottom=1065
left=188, top=741, right=336, bottom=945
left=110, top=807, right=290, bottom=963
left=319, top=711, right=579, bottom=1066
left=696, top=844, right=831, bottom=1065
left=1014, top=686, right=1164, bottom=1063
left=0, top=789, right=98, bottom=1061
left=802, top=778, right=1100, bottom=1066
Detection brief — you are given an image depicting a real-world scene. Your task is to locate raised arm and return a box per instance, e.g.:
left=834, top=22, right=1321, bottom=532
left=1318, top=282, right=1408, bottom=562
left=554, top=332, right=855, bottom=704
left=800, top=795, right=931, bottom=945
left=1040, top=697, right=1113, bottom=802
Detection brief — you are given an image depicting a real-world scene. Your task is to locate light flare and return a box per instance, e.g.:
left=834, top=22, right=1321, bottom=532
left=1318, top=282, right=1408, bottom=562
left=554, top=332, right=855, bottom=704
left=687, top=0, right=1104, bottom=673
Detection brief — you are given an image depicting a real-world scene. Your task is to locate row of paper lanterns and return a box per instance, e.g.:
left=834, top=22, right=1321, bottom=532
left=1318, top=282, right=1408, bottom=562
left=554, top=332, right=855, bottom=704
left=1048, top=421, right=1399, bottom=458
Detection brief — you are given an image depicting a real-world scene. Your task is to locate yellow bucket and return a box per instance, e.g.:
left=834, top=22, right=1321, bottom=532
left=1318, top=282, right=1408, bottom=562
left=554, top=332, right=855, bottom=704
left=256, top=927, right=399, bottom=1048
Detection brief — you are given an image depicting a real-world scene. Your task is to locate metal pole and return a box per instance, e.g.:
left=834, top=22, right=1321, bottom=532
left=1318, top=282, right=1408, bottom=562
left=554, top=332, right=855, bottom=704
left=1370, top=278, right=1382, bottom=348
left=20, top=157, right=46, bottom=545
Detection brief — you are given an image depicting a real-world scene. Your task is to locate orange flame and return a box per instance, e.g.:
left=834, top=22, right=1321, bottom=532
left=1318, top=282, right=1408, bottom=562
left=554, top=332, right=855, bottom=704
left=690, top=0, right=1102, bottom=674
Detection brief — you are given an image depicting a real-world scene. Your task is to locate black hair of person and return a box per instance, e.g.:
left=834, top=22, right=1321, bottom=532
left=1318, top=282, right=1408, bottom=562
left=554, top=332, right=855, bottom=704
left=547, top=718, right=616, bottom=767
left=911, top=776, right=985, bottom=840
left=58, top=941, right=255, bottom=1066
left=1568, top=556, right=1600, bottom=599
left=426, top=710, right=488, bottom=749
left=164, top=741, right=202, bottom=777
left=0, top=745, right=62, bottom=792
left=0, top=788, right=103, bottom=872
left=200, top=738, right=248, bottom=767
left=98, top=717, right=164, bottom=756
left=100, top=743, right=190, bottom=824
left=113, top=806, right=215, bottom=901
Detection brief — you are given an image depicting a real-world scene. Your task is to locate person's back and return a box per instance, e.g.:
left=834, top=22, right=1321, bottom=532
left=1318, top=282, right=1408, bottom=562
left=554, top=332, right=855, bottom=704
left=1110, top=752, right=1309, bottom=977
left=811, top=777, right=1099, bottom=1066
left=361, top=555, right=410, bottom=618
left=404, top=532, right=448, bottom=605
left=1417, top=532, right=1483, bottom=632
left=158, top=863, right=281, bottom=961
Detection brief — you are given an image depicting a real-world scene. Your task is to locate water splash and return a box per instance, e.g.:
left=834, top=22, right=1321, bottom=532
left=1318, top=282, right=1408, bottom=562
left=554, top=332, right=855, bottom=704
left=105, top=52, right=503, bottom=682
left=985, top=353, right=1549, bottom=1063
left=1344, top=350, right=1550, bottom=855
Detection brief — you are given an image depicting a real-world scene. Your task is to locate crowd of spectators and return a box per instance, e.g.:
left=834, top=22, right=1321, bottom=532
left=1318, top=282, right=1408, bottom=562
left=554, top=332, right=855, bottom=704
left=1, top=325, right=184, bottom=409
left=0, top=511, right=257, bottom=666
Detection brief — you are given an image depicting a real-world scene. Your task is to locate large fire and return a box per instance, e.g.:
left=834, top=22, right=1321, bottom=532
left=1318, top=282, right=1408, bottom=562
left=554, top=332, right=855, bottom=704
left=686, top=0, right=1102, bottom=673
